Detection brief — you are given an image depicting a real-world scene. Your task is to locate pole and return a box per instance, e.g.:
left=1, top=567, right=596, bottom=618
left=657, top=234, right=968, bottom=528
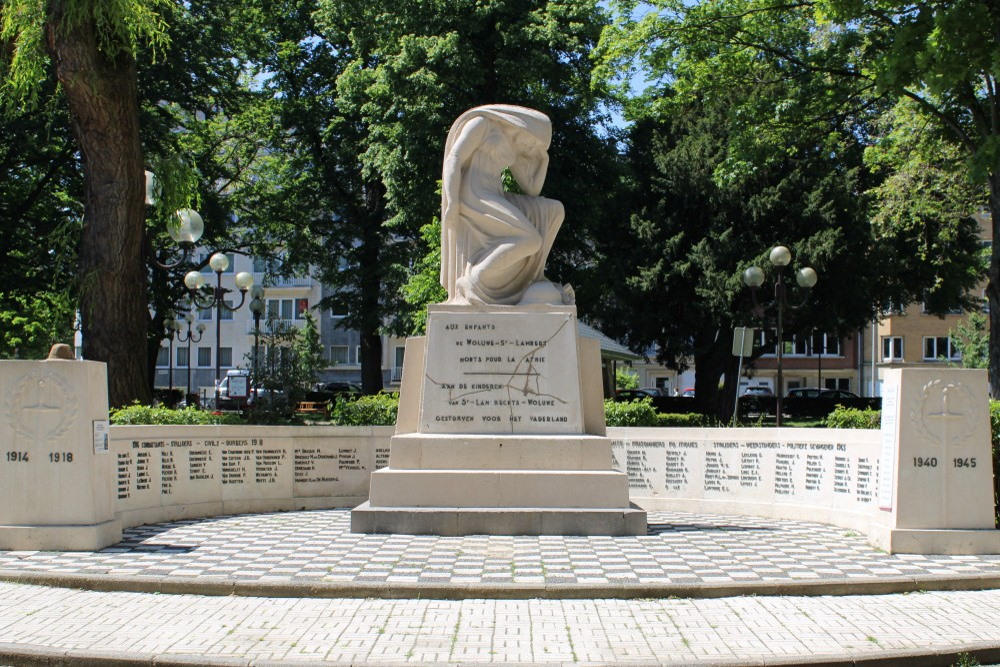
left=214, top=270, right=223, bottom=408
left=870, top=318, right=877, bottom=396
left=775, top=269, right=785, bottom=427
left=817, top=332, right=823, bottom=389
left=253, top=312, right=261, bottom=402
left=167, top=333, right=174, bottom=398
left=733, top=327, right=747, bottom=426
left=186, top=327, right=193, bottom=397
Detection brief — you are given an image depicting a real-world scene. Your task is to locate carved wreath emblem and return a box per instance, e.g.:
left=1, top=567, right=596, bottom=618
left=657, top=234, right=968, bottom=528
left=6, top=370, right=77, bottom=441
left=908, top=379, right=979, bottom=448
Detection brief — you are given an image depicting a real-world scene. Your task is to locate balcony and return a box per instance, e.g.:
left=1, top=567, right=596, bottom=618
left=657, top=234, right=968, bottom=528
left=246, top=319, right=306, bottom=335
left=252, top=273, right=312, bottom=288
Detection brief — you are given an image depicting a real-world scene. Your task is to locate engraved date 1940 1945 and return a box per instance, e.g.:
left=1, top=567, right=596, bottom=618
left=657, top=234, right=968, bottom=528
left=5, top=451, right=74, bottom=463
left=912, top=456, right=977, bottom=469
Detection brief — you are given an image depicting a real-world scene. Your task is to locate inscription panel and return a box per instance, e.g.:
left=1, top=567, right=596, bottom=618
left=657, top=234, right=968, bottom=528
left=610, top=430, right=881, bottom=515
left=110, top=428, right=387, bottom=520
left=420, top=308, right=583, bottom=434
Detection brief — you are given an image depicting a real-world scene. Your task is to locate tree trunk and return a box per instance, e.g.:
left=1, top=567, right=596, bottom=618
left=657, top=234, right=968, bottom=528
left=693, top=330, right=732, bottom=421
left=46, top=7, right=150, bottom=407
left=987, top=173, right=1000, bottom=398
left=358, top=182, right=385, bottom=394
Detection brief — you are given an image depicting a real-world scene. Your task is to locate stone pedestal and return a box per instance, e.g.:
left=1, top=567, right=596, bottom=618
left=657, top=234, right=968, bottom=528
left=871, top=368, right=1000, bottom=554
left=0, top=355, right=122, bottom=550
left=352, top=305, right=645, bottom=536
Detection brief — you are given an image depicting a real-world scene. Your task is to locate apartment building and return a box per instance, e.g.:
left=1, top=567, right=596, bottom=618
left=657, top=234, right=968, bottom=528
left=152, top=252, right=407, bottom=401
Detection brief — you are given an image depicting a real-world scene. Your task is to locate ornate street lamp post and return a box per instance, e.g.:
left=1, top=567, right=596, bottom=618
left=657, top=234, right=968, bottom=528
left=743, top=245, right=818, bottom=426
left=175, top=312, right=206, bottom=402
left=183, top=253, right=254, bottom=408
left=164, top=316, right=176, bottom=400
left=249, top=286, right=266, bottom=404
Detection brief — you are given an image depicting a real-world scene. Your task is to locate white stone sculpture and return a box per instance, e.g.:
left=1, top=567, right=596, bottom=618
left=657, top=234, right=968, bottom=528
left=440, top=105, right=574, bottom=306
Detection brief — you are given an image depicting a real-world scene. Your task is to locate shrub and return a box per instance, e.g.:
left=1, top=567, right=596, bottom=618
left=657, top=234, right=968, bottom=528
left=110, top=403, right=244, bottom=426
left=604, top=397, right=660, bottom=427
left=825, top=405, right=882, bottom=430
left=330, top=393, right=399, bottom=426
left=656, top=412, right=710, bottom=427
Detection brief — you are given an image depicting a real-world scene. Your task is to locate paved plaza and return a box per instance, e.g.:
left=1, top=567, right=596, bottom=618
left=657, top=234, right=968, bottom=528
left=3, top=509, right=1000, bottom=665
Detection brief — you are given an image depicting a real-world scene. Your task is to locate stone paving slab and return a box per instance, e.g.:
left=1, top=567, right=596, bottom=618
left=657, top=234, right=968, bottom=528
left=3, top=582, right=1000, bottom=665
left=2, top=510, right=1000, bottom=599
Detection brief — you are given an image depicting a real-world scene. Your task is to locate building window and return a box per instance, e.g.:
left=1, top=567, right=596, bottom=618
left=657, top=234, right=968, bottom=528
left=220, top=299, right=234, bottom=320
left=392, top=346, right=406, bottom=382
left=219, top=347, right=232, bottom=368
left=177, top=347, right=189, bottom=368
left=923, top=336, right=960, bottom=361
left=330, top=345, right=349, bottom=365
left=156, top=347, right=169, bottom=367
left=199, top=306, right=212, bottom=321
left=295, top=298, right=309, bottom=319
left=882, top=336, right=903, bottom=361
left=198, top=347, right=212, bottom=367
left=824, top=378, right=850, bottom=391
left=266, top=298, right=310, bottom=321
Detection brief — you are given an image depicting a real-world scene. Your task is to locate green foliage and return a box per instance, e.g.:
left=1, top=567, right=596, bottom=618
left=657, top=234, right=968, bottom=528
left=1, top=0, right=171, bottom=110
left=825, top=406, right=883, bottom=430
left=952, top=312, right=990, bottom=370
left=615, top=367, right=639, bottom=390
left=656, top=413, right=709, bottom=427
left=329, top=393, right=399, bottom=426
left=865, top=100, right=987, bottom=315
left=604, top=397, right=660, bottom=427
left=597, top=0, right=1000, bottom=395
left=0, top=289, right=76, bottom=359
left=110, top=403, right=243, bottom=426
left=400, top=219, right=448, bottom=335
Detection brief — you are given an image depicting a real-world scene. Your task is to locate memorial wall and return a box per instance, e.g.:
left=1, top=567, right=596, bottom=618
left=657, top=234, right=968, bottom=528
left=608, top=427, right=883, bottom=532
left=108, top=424, right=884, bottom=534
left=109, top=425, right=394, bottom=528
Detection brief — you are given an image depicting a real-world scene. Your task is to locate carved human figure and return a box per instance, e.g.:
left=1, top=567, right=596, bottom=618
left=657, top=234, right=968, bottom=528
left=440, top=105, right=573, bottom=306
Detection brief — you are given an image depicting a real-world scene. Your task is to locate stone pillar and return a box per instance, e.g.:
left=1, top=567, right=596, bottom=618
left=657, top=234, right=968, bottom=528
left=872, top=368, right=1000, bottom=553
left=0, top=345, right=122, bottom=550
left=352, top=305, right=645, bottom=536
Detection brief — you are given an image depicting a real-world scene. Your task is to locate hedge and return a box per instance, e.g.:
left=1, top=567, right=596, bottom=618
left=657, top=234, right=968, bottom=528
left=110, top=403, right=245, bottom=426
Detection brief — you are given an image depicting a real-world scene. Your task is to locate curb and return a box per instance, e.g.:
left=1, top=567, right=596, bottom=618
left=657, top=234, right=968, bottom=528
left=3, top=568, right=1000, bottom=600
left=4, top=640, right=1000, bottom=666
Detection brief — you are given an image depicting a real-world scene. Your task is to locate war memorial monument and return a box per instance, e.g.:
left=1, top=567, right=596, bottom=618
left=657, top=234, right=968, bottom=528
left=1, top=106, right=1000, bottom=556
left=351, top=104, right=646, bottom=535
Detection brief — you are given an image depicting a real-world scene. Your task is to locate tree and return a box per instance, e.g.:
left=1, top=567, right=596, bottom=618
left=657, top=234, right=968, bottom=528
left=952, top=312, right=989, bottom=370
left=596, top=0, right=1000, bottom=394
left=0, top=85, right=80, bottom=358
left=2, top=0, right=170, bottom=405
left=591, top=91, right=896, bottom=418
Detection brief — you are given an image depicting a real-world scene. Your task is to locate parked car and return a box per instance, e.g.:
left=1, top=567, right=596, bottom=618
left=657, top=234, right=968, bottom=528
left=317, top=381, right=362, bottom=396
left=615, top=388, right=662, bottom=401
left=681, top=387, right=696, bottom=398
left=786, top=388, right=859, bottom=399
left=743, top=386, right=774, bottom=397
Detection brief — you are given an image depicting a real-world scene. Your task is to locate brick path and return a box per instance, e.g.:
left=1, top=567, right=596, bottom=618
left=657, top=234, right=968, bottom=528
left=3, top=509, right=1000, bottom=665
left=3, top=582, right=1000, bottom=665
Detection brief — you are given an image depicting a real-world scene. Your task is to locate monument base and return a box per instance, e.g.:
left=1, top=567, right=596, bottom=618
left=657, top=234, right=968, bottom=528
left=351, top=501, right=646, bottom=536
left=871, top=526, right=1000, bottom=555
left=0, top=518, right=122, bottom=552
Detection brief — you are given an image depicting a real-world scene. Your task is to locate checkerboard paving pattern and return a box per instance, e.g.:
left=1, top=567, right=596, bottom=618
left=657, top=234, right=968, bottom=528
left=2, top=509, right=1000, bottom=588
left=3, top=582, right=1000, bottom=664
